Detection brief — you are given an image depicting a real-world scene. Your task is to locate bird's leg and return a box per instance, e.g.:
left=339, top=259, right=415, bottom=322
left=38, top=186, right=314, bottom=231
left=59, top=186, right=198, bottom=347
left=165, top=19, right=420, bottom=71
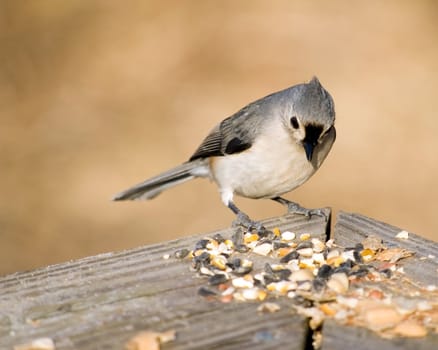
left=272, top=196, right=327, bottom=221
left=227, top=201, right=266, bottom=233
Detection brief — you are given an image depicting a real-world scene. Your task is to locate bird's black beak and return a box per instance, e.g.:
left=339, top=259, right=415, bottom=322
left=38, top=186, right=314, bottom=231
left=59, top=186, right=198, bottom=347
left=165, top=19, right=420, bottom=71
left=302, top=124, right=324, bottom=162
left=303, top=141, right=316, bottom=162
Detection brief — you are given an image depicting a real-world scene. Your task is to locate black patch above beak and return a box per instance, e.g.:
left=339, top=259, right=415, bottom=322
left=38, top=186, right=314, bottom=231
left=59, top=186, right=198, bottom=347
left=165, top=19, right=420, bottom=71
left=302, top=124, right=323, bottom=162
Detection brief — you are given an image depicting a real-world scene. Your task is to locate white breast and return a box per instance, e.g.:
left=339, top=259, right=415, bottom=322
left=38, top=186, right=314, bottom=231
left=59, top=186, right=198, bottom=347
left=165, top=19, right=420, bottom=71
left=210, top=122, right=318, bottom=203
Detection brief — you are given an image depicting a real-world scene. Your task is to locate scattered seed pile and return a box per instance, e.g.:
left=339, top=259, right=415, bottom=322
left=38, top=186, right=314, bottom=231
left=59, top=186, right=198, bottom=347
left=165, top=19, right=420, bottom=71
left=173, top=227, right=438, bottom=344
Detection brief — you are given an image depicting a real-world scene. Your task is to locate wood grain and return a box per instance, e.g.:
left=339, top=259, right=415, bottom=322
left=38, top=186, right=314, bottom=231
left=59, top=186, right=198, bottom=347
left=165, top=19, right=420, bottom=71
left=0, top=210, right=330, bottom=350
left=332, top=211, right=438, bottom=286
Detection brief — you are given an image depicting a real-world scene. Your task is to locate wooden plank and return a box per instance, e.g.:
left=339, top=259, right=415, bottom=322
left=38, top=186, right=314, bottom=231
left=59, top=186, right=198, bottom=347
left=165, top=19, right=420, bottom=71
left=331, top=211, right=438, bottom=286
left=321, top=211, right=438, bottom=350
left=0, top=210, right=330, bottom=350
left=322, top=319, right=438, bottom=350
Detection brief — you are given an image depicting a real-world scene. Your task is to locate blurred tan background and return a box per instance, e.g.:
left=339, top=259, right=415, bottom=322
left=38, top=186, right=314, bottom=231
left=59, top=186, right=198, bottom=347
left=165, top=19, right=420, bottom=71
left=1, top=0, right=437, bottom=275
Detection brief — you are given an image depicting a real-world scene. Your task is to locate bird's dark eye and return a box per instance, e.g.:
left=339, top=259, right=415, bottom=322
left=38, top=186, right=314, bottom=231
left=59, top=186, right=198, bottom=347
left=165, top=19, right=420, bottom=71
left=290, top=116, right=299, bottom=129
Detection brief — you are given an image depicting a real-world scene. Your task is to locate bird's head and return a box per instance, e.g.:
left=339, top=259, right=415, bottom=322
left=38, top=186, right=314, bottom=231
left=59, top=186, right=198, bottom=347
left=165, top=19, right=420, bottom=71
left=283, top=77, right=336, bottom=162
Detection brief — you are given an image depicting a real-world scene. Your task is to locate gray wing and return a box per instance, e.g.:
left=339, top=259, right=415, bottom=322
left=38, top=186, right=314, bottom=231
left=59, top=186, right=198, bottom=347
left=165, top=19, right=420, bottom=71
left=189, top=102, right=267, bottom=161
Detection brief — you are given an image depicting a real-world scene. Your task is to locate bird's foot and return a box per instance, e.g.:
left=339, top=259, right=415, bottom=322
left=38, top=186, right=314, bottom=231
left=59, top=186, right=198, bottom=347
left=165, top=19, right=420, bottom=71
left=272, top=197, right=327, bottom=221
left=232, top=212, right=267, bottom=234
left=228, top=200, right=268, bottom=235
left=287, top=202, right=327, bottom=221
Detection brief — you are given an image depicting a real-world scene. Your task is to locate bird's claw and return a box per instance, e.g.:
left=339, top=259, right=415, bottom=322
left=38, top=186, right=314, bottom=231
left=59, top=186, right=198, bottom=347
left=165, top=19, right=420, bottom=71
left=233, top=212, right=267, bottom=234
left=307, top=208, right=328, bottom=221
left=286, top=203, right=328, bottom=222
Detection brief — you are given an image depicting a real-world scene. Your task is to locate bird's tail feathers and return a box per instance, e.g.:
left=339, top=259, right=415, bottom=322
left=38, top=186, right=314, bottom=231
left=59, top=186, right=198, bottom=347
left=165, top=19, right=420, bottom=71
left=112, top=159, right=208, bottom=201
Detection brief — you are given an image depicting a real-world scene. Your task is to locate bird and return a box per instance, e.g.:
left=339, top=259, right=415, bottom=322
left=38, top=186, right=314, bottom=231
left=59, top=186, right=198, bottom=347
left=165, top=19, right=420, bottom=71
left=113, top=77, right=336, bottom=231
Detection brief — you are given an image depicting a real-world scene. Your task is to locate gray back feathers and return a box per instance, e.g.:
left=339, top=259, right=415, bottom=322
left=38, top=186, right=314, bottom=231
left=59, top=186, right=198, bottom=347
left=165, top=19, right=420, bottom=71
left=190, top=77, right=334, bottom=161
left=189, top=102, right=265, bottom=161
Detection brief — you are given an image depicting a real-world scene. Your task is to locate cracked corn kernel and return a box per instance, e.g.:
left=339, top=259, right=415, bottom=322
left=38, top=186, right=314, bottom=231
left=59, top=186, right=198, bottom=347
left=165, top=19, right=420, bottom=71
left=241, top=288, right=268, bottom=301
left=206, top=239, right=219, bottom=250
left=244, top=233, right=259, bottom=243
left=272, top=227, right=281, bottom=236
left=224, top=239, right=234, bottom=249
left=211, top=255, right=227, bottom=270
left=300, top=233, right=311, bottom=241
left=257, top=290, right=268, bottom=301
left=326, top=256, right=344, bottom=267
left=320, top=303, right=337, bottom=316
left=298, top=262, right=313, bottom=269
left=267, top=280, right=298, bottom=294
left=360, top=248, right=375, bottom=262
left=277, top=247, right=293, bottom=257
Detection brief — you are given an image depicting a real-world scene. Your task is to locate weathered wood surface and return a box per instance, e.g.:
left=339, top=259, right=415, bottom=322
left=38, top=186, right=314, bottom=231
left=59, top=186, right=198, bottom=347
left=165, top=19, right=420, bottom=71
left=0, top=210, right=330, bottom=350
left=333, top=212, right=438, bottom=286
left=321, top=212, right=438, bottom=350
left=0, top=210, right=437, bottom=350
left=321, top=318, right=438, bottom=350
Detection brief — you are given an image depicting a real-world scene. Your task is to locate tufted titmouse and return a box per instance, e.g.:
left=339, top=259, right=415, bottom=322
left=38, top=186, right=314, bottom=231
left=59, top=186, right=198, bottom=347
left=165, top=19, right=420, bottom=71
left=113, top=77, right=336, bottom=230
